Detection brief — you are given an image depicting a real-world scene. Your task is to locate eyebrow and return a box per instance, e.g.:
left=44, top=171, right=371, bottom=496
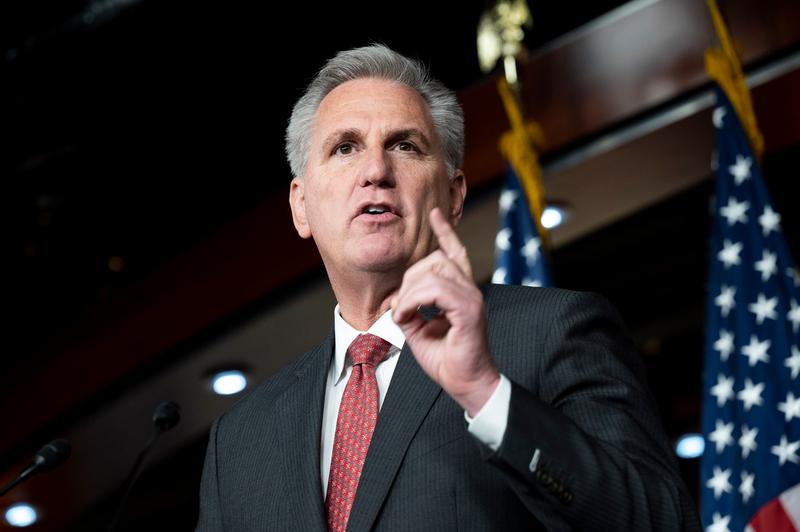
left=320, top=127, right=433, bottom=154
left=321, top=128, right=361, bottom=155
left=385, top=128, right=432, bottom=151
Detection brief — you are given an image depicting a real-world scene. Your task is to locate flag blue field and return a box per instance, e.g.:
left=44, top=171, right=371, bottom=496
left=492, top=166, right=552, bottom=288
left=700, top=86, right=800, bottom=531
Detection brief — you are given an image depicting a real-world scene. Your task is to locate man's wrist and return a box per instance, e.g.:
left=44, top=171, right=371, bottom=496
left=465, top=374, right=511, bottom=452
left=458, top=371, right=502, bottom=418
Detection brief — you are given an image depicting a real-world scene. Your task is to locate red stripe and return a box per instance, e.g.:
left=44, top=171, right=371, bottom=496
left=749, top=497, right=797, bottom=532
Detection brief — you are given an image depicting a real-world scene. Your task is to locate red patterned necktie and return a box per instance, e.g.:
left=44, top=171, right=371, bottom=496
left=326, top=333, right=392, bottom=532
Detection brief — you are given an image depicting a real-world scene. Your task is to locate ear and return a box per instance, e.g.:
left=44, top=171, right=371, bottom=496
left=289, top=177, right=312, bottom=239
left=447, top=169, right=467, bottom=226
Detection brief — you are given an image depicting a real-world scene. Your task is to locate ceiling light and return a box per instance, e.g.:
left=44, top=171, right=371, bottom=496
left=541, top=206, right=566, bottom=230
left=211, top=370, right=248, bottom=396
left=675, top=433, right=705, bottom=459
left=5, top=503, right=38, bottom=527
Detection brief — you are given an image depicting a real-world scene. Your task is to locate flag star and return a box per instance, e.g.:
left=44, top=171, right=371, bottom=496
left=718, top=240, right=742, bottom=269
left=758, top=206, right=781, bottom=236
left=754, top=250, right=778, bottom=282
left=739, top=425, right=758, bottom=459
left=491, top=268, right=507, bottom=284
left=786, top=346, right=800, bottom=379
left=714, top=330, right=735, bottom=362
left=741, top=335, right=771, bottom=367
left=715, top=286, right=736, bottom=317
left=771, top=435, right=800, bottom=466
left=729, top=154, right=752, bottom=185
left=739, top=471, right=755, bottom=503
left=712, top=106, right=726, bottom=128
left=495, top=227, right=512, bottom=251
left=737, top=378, right=765, bottom=411
left=521, top=277, right=542, bottom=288
left=498, top=189, right=518, bottom=215
left=520, top=237, right=541, bottom=265
left=778, top=392, right=800, bottom=422
left=709, top=419, right=735, bottom=453
left=710, top=374, right=735, bottom=407
left=719, top=197, right=749, bottom=226
left=706, top=512, right=731, bottom=532
left=748, top=293, right=778, bottom=324
left=706, top=466, right=733, bottom=499
left=789, top=300, right=800, bottom=334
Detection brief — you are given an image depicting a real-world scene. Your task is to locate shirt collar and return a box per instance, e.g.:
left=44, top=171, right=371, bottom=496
left=332, top=304, right=406, bottom=384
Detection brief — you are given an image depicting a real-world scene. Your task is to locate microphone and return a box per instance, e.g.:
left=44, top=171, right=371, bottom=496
left=152, top=400, right=180, bottom=431
left=0, top=439, right=71, bottom=497
left=108, top=401, right=180, bottom=532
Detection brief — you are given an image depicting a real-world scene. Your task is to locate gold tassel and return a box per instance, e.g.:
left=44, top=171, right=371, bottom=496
left=496, top=78, right=549, bottom=242
left=705, top=0, right=764, bottom=159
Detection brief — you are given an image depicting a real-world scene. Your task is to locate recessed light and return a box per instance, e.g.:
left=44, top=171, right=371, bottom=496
left=5, top=503, right=38, bottom=527
left=211, top=370, right=248, bottom=396
left=675, top=433, right=705, bottom=459
left=541, top=205, right=567, bottom=229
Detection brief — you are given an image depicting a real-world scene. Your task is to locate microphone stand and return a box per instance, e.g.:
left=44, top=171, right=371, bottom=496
left=106, top=428, right=163, bottom=532
left=107, top=401, right=180, bottom=532
left=0, top=462, right=40, bottom=497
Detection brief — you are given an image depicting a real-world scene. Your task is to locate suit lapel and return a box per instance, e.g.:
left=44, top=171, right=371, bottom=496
left=274, top=332, right=334, bottom=531
left=346, top=343, right=443, bottom=531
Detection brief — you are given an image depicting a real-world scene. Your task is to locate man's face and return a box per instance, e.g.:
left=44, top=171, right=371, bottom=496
left=289, top=78, right=465, bottom=279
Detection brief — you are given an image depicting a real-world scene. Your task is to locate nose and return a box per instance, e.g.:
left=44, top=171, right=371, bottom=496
left=357, top=146, right=395, bottom=188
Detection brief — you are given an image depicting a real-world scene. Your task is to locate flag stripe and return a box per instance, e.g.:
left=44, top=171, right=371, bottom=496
left=749, top=496, right=796, bottom=532
left=780, top=483, right=800, bottom=529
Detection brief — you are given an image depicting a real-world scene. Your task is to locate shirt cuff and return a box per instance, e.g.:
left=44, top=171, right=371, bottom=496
left=464, top=374, right=511, bottom=452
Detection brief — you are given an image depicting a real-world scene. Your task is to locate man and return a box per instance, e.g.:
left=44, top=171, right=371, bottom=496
left=197, top=44, right=700, bottom=531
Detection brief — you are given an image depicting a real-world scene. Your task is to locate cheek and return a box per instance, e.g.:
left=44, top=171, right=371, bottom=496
left=303, top=187, right=337, bottom=235
left=417, top=179, right=450, bottom=211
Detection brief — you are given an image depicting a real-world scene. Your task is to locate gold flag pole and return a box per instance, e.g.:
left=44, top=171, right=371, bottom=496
left=477, top=0, right=549, bottom=243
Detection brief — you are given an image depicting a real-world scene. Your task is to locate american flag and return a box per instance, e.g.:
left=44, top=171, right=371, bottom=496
left=492, top=166, right=552, bottom=288
left=700, top=86, right=800, bottom=531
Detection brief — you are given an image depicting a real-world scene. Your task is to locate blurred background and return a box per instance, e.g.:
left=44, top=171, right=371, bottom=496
left=2, top=0, right=799, bottom=529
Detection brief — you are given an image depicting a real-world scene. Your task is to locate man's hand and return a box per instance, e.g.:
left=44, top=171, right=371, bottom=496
left=391, top=207, right=500, bottom=417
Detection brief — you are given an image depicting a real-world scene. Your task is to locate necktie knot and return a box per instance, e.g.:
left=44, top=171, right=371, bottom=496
left=347, top=333, right=392, bottom=367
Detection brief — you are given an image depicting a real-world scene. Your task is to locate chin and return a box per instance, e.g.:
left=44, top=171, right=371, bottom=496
left=352, top=251, right=407, bottom=273
left=349, top=239, right=408, bottom=273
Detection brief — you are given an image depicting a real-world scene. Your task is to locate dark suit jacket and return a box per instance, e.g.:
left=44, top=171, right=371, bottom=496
left=197, top=285, right=701, bottom=531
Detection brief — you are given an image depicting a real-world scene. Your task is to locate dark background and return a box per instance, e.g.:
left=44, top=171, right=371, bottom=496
left=3, top=0, right=799, bottom=529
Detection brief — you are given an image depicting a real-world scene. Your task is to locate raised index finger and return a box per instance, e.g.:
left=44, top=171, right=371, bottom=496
left=430, top=207, right=472, bottom=277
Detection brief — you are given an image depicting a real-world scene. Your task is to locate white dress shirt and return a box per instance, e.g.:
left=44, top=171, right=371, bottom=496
left=320, top=305, right=512, bottom=497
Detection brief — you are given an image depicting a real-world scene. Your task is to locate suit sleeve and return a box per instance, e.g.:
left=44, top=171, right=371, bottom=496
left=482, top=291, right=701, bottom=531
left=196, top=417, right=225, bottom=532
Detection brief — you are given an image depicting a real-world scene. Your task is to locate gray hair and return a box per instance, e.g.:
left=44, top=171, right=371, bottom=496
left=285, top=44, right=464, bottom=178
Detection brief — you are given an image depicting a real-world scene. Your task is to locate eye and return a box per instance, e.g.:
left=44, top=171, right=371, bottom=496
left=396, top=141, right=418, bottom=152
left=334, top=142, right=355, bottom=155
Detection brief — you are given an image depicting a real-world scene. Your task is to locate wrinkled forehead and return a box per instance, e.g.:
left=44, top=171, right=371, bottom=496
left=311, top=78, right=440, bottom=146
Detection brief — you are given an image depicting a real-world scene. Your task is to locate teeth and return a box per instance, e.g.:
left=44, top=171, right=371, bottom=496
left=366, top=206, right=387, bottom=214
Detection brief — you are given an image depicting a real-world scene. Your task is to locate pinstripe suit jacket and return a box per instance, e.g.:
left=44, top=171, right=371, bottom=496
left=197, top=285, right=701, bottom=531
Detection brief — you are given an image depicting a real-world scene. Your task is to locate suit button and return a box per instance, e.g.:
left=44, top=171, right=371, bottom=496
left=561, top=492, right=573, bottom=504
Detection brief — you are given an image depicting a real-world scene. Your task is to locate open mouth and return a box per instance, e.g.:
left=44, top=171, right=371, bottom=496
left=355, top=202, right=399, bottom=221
left=363, top=205, right=392, bottom=215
